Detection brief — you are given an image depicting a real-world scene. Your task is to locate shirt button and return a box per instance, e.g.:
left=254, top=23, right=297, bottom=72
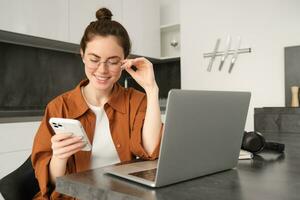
left=116, top=144, right=121, bottom=148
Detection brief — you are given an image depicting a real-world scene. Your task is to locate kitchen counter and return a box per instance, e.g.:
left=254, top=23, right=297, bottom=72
left=0, top=109, right=43, bottom=123
left=0, top=116, right=42, bottom=124
left=56, top=133, right=299, bottom=200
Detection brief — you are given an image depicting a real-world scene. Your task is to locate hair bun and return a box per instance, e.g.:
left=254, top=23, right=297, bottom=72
left=96, top=8, right=113, bottom=21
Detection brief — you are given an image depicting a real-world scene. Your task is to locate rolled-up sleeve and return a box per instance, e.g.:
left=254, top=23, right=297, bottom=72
left=129, top=94, right=162, bottom=160
left=31, top=105, right=55, bottom=198
left=31, top=103, right=75, bottom=199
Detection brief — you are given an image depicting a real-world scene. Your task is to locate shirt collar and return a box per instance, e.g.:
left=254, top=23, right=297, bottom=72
left=106, top=82, right=127, bottom=114
left=68, top=79, right=126, bottom=119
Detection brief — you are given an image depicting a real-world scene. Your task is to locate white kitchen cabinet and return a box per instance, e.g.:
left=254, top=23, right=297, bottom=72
left=0, top=121, right=40, bottom=179
left=0, top=0, right=69, bottom=42
left=0, top=150, right=31, bottom=179
left=69, top=0, right=123, bottom=45
left=0, top=0, right=160, bottom=57
left=123, top=0, right=160, bottom=58
left=69, top=0, right=160, bottom=58
left=160, top=23, right=180, bottom=58
left=159, top=0, right=180, bottom=58
left=161, top=114, right=166, bottom=123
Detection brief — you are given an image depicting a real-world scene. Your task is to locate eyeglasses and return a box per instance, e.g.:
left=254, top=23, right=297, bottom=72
left=85, top=57, right=122, bottom=71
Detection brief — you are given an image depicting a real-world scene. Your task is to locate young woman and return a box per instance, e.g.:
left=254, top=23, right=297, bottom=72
left=31, top=8, right=162, bottom=199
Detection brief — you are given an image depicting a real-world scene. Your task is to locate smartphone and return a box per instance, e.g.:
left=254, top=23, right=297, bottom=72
left=49, top=117, right=92, bottom=151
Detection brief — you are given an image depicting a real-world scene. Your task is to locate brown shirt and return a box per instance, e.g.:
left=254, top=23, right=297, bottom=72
left=31, top=79, right=161, bottom=199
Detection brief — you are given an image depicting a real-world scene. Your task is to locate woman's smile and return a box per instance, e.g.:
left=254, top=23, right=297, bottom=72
left=94, top=74, right=110, bottom=81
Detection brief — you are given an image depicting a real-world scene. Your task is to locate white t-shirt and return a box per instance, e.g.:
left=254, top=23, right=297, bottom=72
left=81, top=88, right=120, bottom=169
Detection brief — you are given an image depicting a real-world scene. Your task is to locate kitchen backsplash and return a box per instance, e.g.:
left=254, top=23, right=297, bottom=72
left=0, top=30, right=180, bottom=117
left=118, top=57, right=181, bottom=99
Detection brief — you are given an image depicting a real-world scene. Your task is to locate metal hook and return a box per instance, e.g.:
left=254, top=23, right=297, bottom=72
left=228, top=36, right=241, bottom=73
left=206, top=38, right=221, bottom=72
left=219, top=36, right=231, bottom=71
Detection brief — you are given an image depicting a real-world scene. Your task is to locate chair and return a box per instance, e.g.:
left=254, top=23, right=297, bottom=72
left=0, top=155, right=40, bottom=200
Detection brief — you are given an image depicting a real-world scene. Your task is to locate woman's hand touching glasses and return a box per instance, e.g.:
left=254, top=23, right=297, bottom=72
left=121, top=57, right=158, bottom=93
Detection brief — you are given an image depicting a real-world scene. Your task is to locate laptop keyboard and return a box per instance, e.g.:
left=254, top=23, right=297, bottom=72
left=129, top=168, right=157, bottom=182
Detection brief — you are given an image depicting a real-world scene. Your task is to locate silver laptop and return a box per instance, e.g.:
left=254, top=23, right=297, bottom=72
left=105, top=89, right=251, bottom=187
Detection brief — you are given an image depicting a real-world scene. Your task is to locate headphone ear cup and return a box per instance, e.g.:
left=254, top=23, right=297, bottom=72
left=242, top=131, right=265, bottom=154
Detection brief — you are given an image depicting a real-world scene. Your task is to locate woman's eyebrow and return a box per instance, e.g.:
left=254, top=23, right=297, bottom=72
left=107, top=56, right=121, bottom=59
left=87, top=53, right=100, bottom=58
left=87, top=54, right=120, bottom=60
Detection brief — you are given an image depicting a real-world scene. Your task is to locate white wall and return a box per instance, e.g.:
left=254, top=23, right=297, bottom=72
left=160, top=0, right=179, bottom=25
left=180, top=0, right=300, bottom=130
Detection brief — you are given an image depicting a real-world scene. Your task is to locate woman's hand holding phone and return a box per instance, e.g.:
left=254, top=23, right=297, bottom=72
left=49, top=132, right=86, bottom=184
left=48, top=117, right=92, bottom=184
left=51, top=133, right=86, bottom=160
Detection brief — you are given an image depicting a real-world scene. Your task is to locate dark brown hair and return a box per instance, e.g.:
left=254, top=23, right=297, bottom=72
left=80, top=8, right=131, bottom=58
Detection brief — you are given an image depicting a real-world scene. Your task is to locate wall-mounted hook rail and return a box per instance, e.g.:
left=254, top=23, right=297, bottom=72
left=203, top=48, right=251, bottom=58
left=203, top=37, right=251, bottom=73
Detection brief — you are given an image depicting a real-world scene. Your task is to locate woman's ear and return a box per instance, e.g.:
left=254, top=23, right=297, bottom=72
left=80, top=49, right=84, bottom=59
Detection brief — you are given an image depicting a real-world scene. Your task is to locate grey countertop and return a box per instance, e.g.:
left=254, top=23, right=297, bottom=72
left=56, top=133, right=300, bottom=200
left=0, top=108, right=165, bottom=123
left=0, top=116, right=42, bottom=123
left=0, top=109, right=43, bottom=123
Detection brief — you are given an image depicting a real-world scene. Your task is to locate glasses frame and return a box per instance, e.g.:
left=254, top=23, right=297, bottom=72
left=85, top=57, right=123, bottom=72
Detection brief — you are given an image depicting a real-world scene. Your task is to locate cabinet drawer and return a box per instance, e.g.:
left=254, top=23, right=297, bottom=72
left=254, top=107, right=300, bottom=133
left=280, top=114, right=300, bottom=132
left=0, top=150, right=31, bottom=179
left=254, top=113, right=280, bottom=132
left=0, top=121, right=40, bottom=153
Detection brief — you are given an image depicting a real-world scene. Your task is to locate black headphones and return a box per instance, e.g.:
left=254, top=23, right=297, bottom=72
left=241, top=131, right=285, bottom=154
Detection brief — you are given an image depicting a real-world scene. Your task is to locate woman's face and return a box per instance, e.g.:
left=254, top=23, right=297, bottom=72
left=81, top=35, right=124, bottom=92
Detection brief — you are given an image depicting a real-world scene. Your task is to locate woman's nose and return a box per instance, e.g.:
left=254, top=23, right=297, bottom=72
left=96, top=62, right=109, bottom=73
